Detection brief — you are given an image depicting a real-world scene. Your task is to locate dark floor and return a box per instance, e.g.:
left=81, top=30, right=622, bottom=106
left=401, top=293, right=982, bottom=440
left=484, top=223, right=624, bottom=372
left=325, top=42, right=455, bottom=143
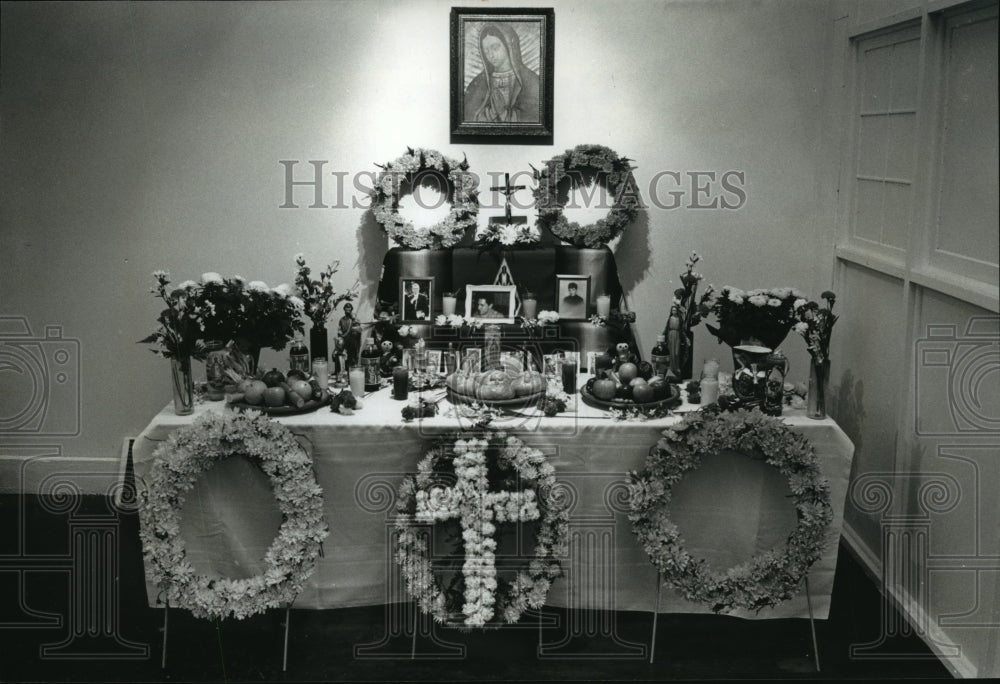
left=1, top=489, right=953, bottom=683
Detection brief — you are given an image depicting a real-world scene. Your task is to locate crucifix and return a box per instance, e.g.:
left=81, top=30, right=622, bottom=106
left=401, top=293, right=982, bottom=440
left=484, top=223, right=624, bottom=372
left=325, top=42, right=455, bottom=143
left=490, top=172, right=528, bottom=226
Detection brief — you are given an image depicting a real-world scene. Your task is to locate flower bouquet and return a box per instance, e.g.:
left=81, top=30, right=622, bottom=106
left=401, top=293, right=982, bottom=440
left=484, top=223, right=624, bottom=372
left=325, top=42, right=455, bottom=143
left=794, top=291, right=838, bottom=418
left=665, top=252, right=715, bottom=379
left=705, top=286, right=806, bottom=351
left=140, top=271, right=212, bottom=414
left=294, top=254, right=358, bottom=360
left=478, top=223, right=539, bottom=247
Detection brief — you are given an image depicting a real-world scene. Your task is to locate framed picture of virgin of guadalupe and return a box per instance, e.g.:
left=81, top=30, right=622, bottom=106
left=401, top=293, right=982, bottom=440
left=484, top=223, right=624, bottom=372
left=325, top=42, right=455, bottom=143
left=450, top=7, right=555, bottom=143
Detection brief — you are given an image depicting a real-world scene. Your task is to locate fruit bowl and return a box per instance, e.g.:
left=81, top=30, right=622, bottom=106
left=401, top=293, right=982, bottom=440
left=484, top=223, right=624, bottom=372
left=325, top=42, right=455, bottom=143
left=580, top=384, right=681, bottom=412
left=228, top=390, right=330, bottom=416
left=446, top=388, right=545, bottom=408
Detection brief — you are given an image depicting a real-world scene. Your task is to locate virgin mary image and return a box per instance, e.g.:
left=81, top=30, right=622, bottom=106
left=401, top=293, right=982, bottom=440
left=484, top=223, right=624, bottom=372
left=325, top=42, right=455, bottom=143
left=464, top=23, right=540, bottom=123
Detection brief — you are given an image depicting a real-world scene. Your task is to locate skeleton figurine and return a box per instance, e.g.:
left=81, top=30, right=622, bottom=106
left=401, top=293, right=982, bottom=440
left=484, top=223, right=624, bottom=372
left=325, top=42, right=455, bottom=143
left=610, top=342, right=639, bottom=370
left=378, top=339, right=402, bottom=377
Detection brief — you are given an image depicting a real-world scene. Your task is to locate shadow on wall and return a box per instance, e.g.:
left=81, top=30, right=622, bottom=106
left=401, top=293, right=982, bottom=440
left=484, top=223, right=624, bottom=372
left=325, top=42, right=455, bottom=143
left=834, top=368, right=866, bottom=481
left=614, top=208, right=651, bottom=296
left=356, top=210, right=387, bottom=318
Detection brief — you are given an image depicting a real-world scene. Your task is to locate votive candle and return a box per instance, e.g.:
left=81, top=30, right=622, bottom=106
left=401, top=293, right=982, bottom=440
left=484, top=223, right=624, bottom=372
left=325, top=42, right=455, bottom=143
left=392, top=366, right=409, bottom=400
left=596, top=294, right=611, bottom=317
left=700, top=377, right=719, bottom=404
left=349, top=368, right=365, bottom=396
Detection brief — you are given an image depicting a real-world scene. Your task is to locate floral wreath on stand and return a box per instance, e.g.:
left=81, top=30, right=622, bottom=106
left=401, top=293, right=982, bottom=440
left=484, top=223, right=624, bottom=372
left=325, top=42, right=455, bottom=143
left=395, top=431, right=570, bottom=627
left=533, top=144, right=641, bottom=248
left=628, top=408, right=833, bottom=613
left=138, top=410, right=328, bottom=620
left=371, top=147, right=479, bottom=250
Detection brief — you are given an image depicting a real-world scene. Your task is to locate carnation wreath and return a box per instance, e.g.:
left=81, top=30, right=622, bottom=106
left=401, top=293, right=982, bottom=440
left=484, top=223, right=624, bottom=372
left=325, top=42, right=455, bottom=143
left=371, top=147, right=479, bottom=250
left=533, top=144, right=641, bottom=248
left=395, top=431, right=570, bottom=628
left=138, top=410, right=328, bottom=620
left=628, top=408, right=833, bottom=613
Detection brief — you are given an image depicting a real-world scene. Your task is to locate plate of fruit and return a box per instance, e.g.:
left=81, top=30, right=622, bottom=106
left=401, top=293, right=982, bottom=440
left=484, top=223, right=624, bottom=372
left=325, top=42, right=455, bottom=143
left=445, top=364, right=546, bottom=407
left=226, top=368, right=330, bottom=415
left=579, top=362, right=681, bottom=411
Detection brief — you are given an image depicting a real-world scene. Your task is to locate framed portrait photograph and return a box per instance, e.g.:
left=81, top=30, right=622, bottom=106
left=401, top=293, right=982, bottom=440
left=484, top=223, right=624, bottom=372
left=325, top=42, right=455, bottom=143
left=555, top=274, right=590, bottom=320
left=450, top=7, right=555, bottom=143
left=400, top=277, right=433, bottom=322
left=462, top=347, right=482, bottom=373
left=465, top=285, right=517, bottom=324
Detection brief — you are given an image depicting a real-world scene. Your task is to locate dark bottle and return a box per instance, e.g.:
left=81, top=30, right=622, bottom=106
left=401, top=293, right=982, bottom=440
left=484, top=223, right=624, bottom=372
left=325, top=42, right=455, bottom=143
left=360, top=339, right=381, bottom=392
left=289, top=334, right=309, bottom=373
left=651, top=333, right=670, bottom=379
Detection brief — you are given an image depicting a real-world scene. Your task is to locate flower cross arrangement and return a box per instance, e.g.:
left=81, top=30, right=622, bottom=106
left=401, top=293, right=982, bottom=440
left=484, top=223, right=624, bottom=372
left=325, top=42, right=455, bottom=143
left=794, top=291, right=838, bottom=365
left=294, top=254, right=358, bottom=327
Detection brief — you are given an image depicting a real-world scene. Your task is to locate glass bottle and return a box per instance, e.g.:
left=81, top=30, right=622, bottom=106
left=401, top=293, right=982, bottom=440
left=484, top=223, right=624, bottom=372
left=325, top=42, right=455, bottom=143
left=651, top=334, right=669, bottom=379
left=360, top=338, right=380, bottom=392
left=289, top=334, right=309, bottom=373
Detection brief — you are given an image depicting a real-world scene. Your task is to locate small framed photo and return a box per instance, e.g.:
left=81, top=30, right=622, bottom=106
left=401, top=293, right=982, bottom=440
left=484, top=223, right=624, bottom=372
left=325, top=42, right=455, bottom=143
left=450, top=7, right=555, bottom=143
left=400, top=277, right=433, bottom=322
left=501, top=350, right=526, bottom=371
left=462, top=347, right=482, bottom=373
left=555, top=274, right=590, bottom=320
left=465, top=285, right=516, bottom=324
left=426, top=349, right=443, bottom=374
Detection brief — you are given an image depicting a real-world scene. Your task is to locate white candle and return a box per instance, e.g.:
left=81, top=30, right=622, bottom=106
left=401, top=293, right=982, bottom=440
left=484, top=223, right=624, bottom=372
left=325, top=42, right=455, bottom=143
left=596, top=294, right=611, bottom=317
left=442, top=295, right=457, bottom=316
left=349, top=368, right=365, bottom=396
left=701, top=378, right=719, bottom=404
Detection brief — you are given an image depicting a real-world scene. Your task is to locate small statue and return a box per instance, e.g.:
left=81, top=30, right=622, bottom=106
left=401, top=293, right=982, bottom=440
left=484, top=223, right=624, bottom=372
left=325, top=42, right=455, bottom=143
left=378, top=339, right=402, bottom=377
left=666, top=305, right=683, bottom=378
left=336, top=302, right=362, bottom=368
left=609, top=342, right=638, bottom=369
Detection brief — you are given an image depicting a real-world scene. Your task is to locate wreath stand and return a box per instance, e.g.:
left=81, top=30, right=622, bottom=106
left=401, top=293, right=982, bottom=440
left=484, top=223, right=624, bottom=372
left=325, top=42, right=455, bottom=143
left=646, top=573, right=822, bottom=671
left=159, top=601, right=294, bottom=671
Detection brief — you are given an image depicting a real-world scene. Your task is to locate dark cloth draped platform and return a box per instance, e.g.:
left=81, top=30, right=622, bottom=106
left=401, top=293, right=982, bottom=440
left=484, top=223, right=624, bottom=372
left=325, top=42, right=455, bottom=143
left=375, top=245, right=636, bottom=357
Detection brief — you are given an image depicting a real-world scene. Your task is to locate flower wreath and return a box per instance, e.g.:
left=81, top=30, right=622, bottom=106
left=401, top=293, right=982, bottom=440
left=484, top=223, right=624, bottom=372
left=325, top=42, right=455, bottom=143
left=628, top=408, right=833, bottom=613
left=533, top=144, right=641, bottom=248
left=371, top=147, right=479, bottom=250
left=395, top=431, right=570, bottom=627
left=138, top=410, right=328, bottom=620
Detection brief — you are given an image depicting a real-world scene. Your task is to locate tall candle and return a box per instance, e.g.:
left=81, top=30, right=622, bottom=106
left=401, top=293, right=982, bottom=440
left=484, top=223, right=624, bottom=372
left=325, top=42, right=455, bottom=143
left=522, top=294, right=537, bottom=320
left=700, top=378, right=719, bottom=404
left=392, top=366, right=409, bottom=400
left=442, top=295, right=457, bottom=316
left=349, top=368, right=365, bottom=396
left=596, top=294, right=611, bottom=317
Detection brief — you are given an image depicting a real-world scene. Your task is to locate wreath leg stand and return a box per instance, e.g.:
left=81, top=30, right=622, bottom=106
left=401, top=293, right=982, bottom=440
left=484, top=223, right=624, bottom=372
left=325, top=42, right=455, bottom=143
left=281, top=605, right=292, bottom=672
left=649, top=572, right=663, bottom=665
left=805, top=577, right=821, bottom=672
left=160, top=601, right=169, bottom=669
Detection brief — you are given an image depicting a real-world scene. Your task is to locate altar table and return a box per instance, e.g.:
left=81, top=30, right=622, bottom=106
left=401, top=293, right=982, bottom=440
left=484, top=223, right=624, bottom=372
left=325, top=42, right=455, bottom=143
left=131, top=380, right=854, bottom=621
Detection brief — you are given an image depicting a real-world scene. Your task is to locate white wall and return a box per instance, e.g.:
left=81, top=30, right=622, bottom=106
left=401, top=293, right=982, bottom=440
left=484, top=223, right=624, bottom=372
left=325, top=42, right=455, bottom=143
left=0, top=0, right=840, bottom=488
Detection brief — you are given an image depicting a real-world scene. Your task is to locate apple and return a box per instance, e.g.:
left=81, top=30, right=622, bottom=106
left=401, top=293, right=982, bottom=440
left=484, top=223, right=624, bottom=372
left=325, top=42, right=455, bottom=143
left=592, top=376, right=617, bottom=401
left=263, top=386, right=286, bottom=407
left=618, top=362, right=639, bottom=384
left=263, top=368, right=285, bottom=388
left=244, top=380, right=267, bottom=405
left=638, top=361, right=654, bottom=380
left=629, top=377, right=648, bottom=388
left=238, top=378, right=256, bottom=394
left=632, top=383, right=655, bottom=404
left=289, top=380, right=313, bottom=402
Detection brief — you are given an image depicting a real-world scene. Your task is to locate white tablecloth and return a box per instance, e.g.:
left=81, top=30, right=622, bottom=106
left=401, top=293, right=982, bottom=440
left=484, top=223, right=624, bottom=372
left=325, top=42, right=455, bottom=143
left=132, top=378, right=854, bottom=620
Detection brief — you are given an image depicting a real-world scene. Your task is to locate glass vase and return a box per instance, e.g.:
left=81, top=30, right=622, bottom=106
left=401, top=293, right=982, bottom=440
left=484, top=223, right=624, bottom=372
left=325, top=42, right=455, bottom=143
left=170, top=356, right=194, bottom=416
left=309, top=323, right=329, bottom=361
left=807, top=358, right=830, bottom=419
